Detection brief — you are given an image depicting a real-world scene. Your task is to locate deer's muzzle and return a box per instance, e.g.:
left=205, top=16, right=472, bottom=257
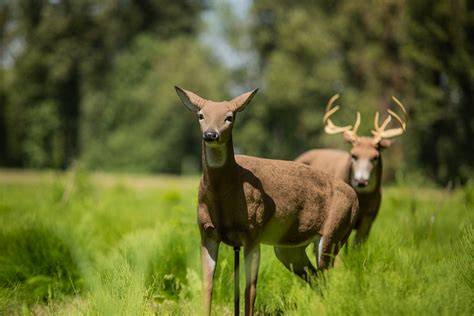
left=203, top=130, right=220, bottom=142
left=354, top=179, right=369, bottom=188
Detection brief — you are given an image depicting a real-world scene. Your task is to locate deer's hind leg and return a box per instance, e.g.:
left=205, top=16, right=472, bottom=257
left=314, top=181, right=358, bottom=269
left=274, top=245, right=317, bottom=282
left=317, top=206, right=355, bottom=269
left=318, top=195, right=355, bottom=269
left=316, top=228, right=352, bottom=270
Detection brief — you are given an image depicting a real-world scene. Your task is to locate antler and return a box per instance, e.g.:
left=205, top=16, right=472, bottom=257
left=323, top=94, right=361, bottom=141
left=371, top=96, right=407, bottom=144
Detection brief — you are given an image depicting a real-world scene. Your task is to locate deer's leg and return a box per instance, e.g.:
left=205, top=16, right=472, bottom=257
left=317, top=236, right=338, bottom=270
left=244, top=243, right=260, bottom=316
left=353, top=213, right=376, bottom=246
left=274, top=245, right=317, bottom=282
left=201, top=237, right=219, bottom=316
left=318, top=227, right=353, bottom=270
left=318, top=185, right=357, bottom=269
left=319, top=216, right=353, bottom=270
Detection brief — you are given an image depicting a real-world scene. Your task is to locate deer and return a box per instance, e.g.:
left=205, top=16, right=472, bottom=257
left=175, top=87, right=359, bottom=316
left=296, top=94, right=407, bottom=245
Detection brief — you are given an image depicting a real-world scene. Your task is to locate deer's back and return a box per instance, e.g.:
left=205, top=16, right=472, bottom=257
left=235, top=155, right=355, bottom=241
left=199, top=154, right=357, bottom=246
left=236, top=154, right=334, bottom=202
left=295, top=149, right=351, bottom=183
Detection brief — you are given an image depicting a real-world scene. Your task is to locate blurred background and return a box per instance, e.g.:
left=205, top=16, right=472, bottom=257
left=0, top=0, right=472, bottom=185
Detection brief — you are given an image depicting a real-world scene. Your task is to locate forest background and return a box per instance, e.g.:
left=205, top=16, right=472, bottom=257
left=1, top=0, right=473, bottom=184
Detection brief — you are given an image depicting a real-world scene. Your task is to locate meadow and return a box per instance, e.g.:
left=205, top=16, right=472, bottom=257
left=0, top=169, right=472, bottom=315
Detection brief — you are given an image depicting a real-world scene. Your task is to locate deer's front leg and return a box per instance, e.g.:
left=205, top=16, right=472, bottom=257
left=244, top=242, right=260, bottom=316
left=201, top=237, right=219, bottom=316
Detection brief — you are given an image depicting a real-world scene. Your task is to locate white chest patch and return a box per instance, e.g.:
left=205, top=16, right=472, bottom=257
left=205, top=144, right=227, bottom=168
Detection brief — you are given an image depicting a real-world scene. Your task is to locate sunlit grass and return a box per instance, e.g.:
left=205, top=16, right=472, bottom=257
left=0, top=169, right=472, bottom=315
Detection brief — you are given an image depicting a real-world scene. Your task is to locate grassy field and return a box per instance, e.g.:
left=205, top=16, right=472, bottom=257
left=0, top=169, right=472, bottom=315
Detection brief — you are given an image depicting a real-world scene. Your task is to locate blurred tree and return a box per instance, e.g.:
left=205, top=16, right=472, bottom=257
left=247, top=0, right=473, bottom=183
left=1, top=0, right=472, bottom=182
left=0, top=0, right=205, bottom=168
left=81, top=34, right=227, bottom=173
left=241, top=1, right=344, bottom=160
left=402, top=0, right=474, bottom=183
left=0, top=2, right=12, bottom=165
left=0, top=68, right=6, bottom=166
left=329, top=0, right=408, bottom=181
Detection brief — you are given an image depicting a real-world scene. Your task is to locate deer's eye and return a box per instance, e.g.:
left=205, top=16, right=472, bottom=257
left=225, top=115, right=233, bottom=123
left=351, top=154, right=358, bottom=161
left=372, top=155, right=380, bottom=162
left=198, top=113, right=204, bottom=120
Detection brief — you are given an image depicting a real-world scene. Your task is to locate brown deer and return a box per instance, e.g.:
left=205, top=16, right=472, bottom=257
left=175, top=87, right=359, bottom=316
left=296, top=94, right=407, bottom=245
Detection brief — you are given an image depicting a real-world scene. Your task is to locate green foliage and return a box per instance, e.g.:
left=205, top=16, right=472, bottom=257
left=248, top=0, right=474, bottom=183
left=402, top=0, right=474, bottom=182
left=22, top=100, right=62, bottom=168
left=81, top=34, right=227, bottom=174
left=239, top=2, right=345, bottom=160
left=0, top=171, right=472, bottom=314
left=0, top=0, right=207, bottom=170
left=1, top=0, right=473, bottom=181
left=0, top=224, right=81, bottom=303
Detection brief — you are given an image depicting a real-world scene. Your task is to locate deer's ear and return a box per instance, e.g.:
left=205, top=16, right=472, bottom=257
left=175, top=86, right=206, bottom=112
left=378, top=139, right=392, bottom=149
left=231, top=88, right=258, bottom=112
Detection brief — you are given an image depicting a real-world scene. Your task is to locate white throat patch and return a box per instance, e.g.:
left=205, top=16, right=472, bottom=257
left=205, top=143, right=227, bottom=168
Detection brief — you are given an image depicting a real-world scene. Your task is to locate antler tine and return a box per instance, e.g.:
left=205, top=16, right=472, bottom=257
left=372, top=111, right=391, bottom=144
left=353, top=112, right=361, bottom=134
left=373, top=111, right=391, bottom=130
left=322, top=104, right=341, bottom=125
left=372, top=96, right=408, bottom=144
left=323, top=94, right=355, bottom=135
left=392, top=96, right=407, bottom=116
left=387, top=109, right=405, bottom=131
left=326, top=94, right=340, bottom=112
left=374, top=111, right=379, bottom=130
left=389, top=96, right=407, bottom=131
left=380, top=114, right=392, bottom=130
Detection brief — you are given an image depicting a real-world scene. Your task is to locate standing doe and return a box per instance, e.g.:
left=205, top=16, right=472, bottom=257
left=296, top=94, right=407, bottom=245
left=175, top=87, right=359, bottom=315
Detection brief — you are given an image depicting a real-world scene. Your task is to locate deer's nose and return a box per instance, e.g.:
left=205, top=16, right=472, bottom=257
left=203, top=130, right=220, bottom=142
left=355, top=179, right=369, bottom=188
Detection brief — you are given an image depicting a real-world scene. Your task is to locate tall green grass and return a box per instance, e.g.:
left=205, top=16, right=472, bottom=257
left=0, top=170, right=472, bottom=315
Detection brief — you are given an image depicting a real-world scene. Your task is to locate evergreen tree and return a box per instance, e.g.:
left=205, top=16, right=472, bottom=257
left=242, top=1, right=344, bottom=160
left=403, top=0, right=474, bottom=182
left=81, top=34, right=227, bottom=173
left=247, top=0, right=473, bottom=183
left=1, top=0, right=206, bottom=168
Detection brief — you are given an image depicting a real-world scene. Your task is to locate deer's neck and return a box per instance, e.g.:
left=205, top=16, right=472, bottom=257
left=372, top=155, right=383, bottom=191
left=205, top=144, right=228, bottom=168
left=202, top=137, right=238, bottom=185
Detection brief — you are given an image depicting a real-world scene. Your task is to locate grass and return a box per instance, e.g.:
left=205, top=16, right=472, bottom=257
left=0, top=169, right=472, bottom=315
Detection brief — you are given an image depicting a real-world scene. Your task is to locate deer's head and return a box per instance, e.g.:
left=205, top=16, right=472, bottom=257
left=323, top=95, right=407, bottom=190
left=175, top=87, right=258, bottom=147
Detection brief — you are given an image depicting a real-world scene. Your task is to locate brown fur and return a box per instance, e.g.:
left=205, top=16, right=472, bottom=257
left=175, top=87, right=359, bottom=316
left=295, top=136, right=387, bottom=245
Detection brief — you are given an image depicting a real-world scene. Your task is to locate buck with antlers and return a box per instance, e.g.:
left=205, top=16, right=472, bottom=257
left=296, top=94, right=407, bottom=245
left=175, top=87, right=359, bottom=316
